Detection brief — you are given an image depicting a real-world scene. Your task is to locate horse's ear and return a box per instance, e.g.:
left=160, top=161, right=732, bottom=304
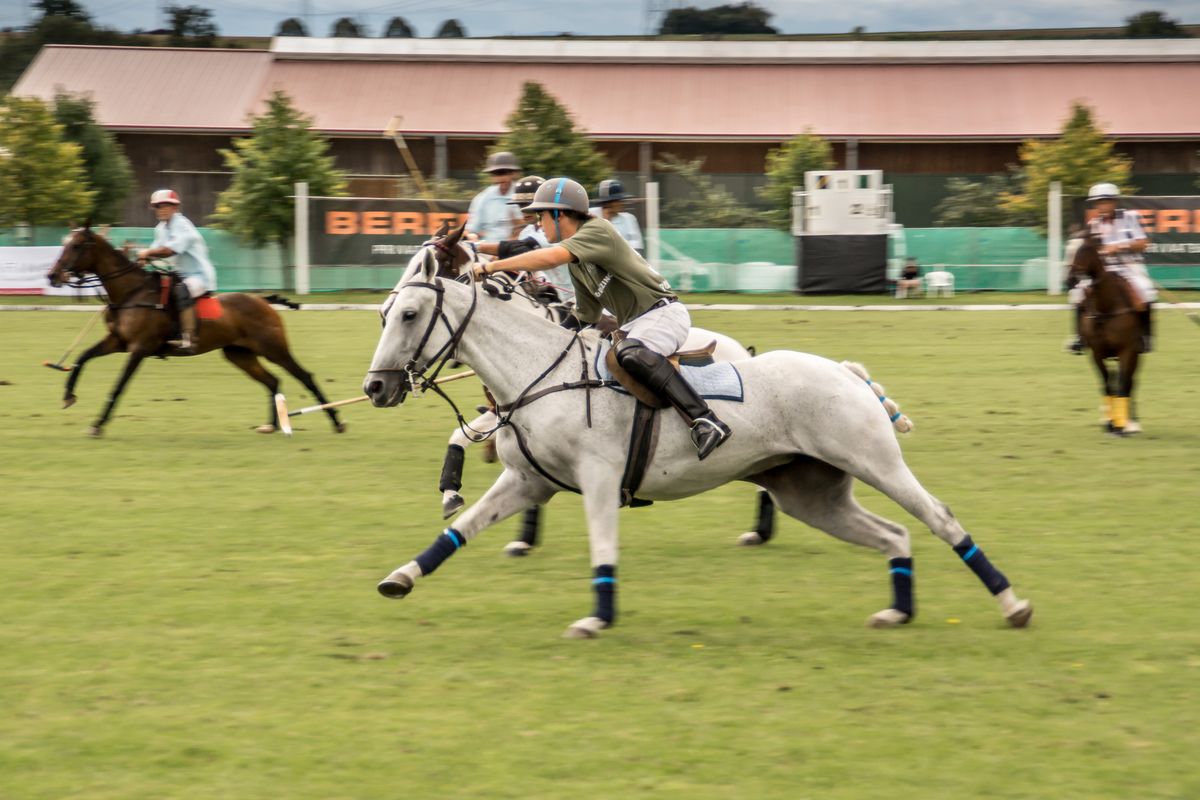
left=433, top=219, right=451, bottom=238
left=82, top=218, right=92, bottom=231
left=443, top=221, right=466, bottom=249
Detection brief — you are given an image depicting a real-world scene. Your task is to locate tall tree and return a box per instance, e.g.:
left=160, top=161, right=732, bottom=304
left=212, top=91, right=345, bottom=264
left=933, top=176, right=1020, bottom=227
left=275, top=17, right=308, bottom=37
left=435, top=19, right=466, bottom=38
left=165, top=5, right=219, bottom=47
left=1124, top=10, right=1187, bottom=37
left=33, top=0, right=91, bottom=22
left=0, top=95, right=95, bottom=227
left=1001, top=102, right=1134, bottom=232
left=491, top=82, right=609, bottom=191
left=654, top=154, right=759, bottom=228
left=757, top=130, right=834, bottom=229
left=659, top=3, right=777, bottom=35
left=331, top=17, right=365, bottom=37
left=384, top=16, right=415, bottom=37
left=52, top=91, right=133, bottom=223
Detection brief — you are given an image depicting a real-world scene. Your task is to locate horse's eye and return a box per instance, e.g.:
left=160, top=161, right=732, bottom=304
left=401, top=310, right=417, bottom=322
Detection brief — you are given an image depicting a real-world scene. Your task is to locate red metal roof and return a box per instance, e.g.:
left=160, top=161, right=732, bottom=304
left=13, top=44, right=1200, bottom=141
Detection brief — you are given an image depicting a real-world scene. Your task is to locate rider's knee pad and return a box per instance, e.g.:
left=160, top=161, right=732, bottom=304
left=615, top=339, right=673, bottom=390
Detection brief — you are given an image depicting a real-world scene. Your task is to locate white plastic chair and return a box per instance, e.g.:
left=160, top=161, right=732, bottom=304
left=925, top=270, right=955, bottom=297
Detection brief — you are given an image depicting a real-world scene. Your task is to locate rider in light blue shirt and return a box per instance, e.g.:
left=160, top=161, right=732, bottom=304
left=136, top=189, right=215, bottom=352
left=467, top=151, right=523, bottom=242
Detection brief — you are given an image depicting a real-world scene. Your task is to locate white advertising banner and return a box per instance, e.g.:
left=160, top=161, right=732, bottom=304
left=0, top=246, right=102, bottom=296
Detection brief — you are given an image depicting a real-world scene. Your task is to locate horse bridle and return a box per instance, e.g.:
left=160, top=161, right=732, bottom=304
left=57, top=232, right=147, bottom=290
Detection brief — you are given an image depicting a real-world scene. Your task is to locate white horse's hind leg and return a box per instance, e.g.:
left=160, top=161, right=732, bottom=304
left=754, top=458, right=915, bottom=627
left=439, top=412, right=497, bottom=518
left=851, top=452, right=1032, bottom=628
left=379, top=468, right=554, bottom=599
left=738, top=488, right=777, bottom=546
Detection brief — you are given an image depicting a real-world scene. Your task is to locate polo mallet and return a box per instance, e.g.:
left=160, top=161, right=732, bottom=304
left=43, top=309, right=104, bottom=372
left=287, top=370, right=477, bottom=418
left=1151, top=280, right=1200, bottom=326
left=384, top=115, right=439, bottom=214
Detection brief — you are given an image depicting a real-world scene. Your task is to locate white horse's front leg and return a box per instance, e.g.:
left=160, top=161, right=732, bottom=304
left=564, top=472, right=622, bottom=639
left=439, top=412, right=497, bottom=518
left=379, top=468, right=553, bottom=599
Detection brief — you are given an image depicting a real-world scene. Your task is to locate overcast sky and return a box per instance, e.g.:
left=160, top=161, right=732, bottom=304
left=1, top=0, right=1196, bottom=37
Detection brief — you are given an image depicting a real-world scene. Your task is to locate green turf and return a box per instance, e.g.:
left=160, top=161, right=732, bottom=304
left=1, top=308, right=1198, bottom=799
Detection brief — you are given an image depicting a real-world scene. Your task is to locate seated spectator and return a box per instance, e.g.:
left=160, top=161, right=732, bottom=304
left=896, top=257, right=922, bottom=298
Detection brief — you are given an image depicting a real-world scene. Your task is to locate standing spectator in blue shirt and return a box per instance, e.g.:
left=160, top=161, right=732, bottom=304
left=590, top=179, right=644, bottom=256
left=136, top=189, right=215, bottom=353
left=467, top=152, right=523, bottom=242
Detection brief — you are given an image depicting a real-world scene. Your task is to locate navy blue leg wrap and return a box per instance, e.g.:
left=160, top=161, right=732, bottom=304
left=953, top=535, right=1010, bottom=595
left=415, top=529, right=465, bottom=576
left=592, top=564, right=617, bottom=625
left=438, top=445, right=465, bottom=493
left=519, top=506, right=541, bottom=547
left=888, top=557, right=915, bottom=618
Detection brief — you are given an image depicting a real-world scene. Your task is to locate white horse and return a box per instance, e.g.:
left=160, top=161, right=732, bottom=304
left=429, top=235, right=777, bottom=550
left=365, top=249, right=1033, bottom=638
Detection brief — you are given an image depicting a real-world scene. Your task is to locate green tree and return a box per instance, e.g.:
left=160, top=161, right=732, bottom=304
left=212, top=91, right=345, bottom=264
left=491, top=81, right=610, bottom=191
left=165, top=5, right=219, bottom=47
left=33, top=0, right=91, bottom=21
left=52, top=91, right=133, bottom=223
left=1, top=12, right=149, bottom=93
left=0, top=95, right=95, bottom=227
left=659, top=3, right=777, bottom=35
left=276, top=17, right=308, bottom=37
left=384, top=16, right=415, bottom=37
left=1124, top=10, right=1187, bottom=38
left=1001, top=102, right=1134, bottom=232
left=933, top=175, right=1020, bottom=227
left=757, top=130, right=834, bottom=229
left=331, top=17, right=365, bottom=37
left=654, top=154, right=759, bottom=228
left=435, top=19, right=466, bottom=38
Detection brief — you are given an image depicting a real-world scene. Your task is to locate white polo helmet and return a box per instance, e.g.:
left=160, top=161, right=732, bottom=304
left=1086, top=183, right=1120, bottom=202
left=523, top=177, right=590, bottom=215
left=149, top=189, right=181, bottom=206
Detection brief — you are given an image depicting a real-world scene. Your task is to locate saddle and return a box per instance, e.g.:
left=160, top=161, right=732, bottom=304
left=603, top=330, right=718, bottom=409
left=155, top=273, right=221, bottom=323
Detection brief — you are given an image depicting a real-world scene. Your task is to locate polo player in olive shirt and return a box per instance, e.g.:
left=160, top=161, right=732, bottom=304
left=474, top=177, right=731, bottom=460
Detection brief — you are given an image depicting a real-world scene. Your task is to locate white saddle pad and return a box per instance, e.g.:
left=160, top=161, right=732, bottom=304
left=594, top=341, right=745, bottom=403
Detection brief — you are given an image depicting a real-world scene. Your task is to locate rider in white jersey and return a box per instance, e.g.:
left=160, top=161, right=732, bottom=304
left=136, top=189, right=215, bottom=353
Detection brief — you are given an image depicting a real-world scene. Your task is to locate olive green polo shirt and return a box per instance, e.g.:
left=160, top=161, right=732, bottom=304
left=560, top=217, right=674, bottom=325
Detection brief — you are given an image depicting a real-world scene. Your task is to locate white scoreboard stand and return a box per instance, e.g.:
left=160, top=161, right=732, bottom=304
left=791, top=170, right=896, bottom=293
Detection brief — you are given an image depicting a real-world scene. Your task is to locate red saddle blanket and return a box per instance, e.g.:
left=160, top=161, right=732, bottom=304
left=196, top=295, right=223, bottom=320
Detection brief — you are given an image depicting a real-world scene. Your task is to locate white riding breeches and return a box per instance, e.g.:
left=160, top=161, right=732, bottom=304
left=182, top=276, right=209, bottom=298
left=1110, top=263, right=1157, bottom=304
left=620, top=301, right=690, bottom=356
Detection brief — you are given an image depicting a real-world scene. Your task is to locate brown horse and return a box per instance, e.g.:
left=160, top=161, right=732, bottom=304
left=46, top=225, right=345, bottom=437
left=1069, top=234, right=1143, bottom=435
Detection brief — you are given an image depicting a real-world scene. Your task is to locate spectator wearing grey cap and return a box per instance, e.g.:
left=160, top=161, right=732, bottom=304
left=467, top=151, right=524, bottom=242
left=589, top=179, right=644, bottom=256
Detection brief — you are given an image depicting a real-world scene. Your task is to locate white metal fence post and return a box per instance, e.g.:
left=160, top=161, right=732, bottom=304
left=294, top=181, right=310, bottom=296
left=646, top=181, right=660, bottom=272
left=1048, top=180, right=1062, bottom=296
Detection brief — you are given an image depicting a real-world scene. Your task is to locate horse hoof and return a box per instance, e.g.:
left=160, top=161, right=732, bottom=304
left=1005, top=599, right=1033, bottom=628
left=62, top=396, right=76, bottom=410
left=1124, top=420, right=1142, bottom=435
left=503, top=540, right=533, bottom=557
left=737, top=531, right=765, bottom=546
left=563, top=616, right=608, bottom=639
left=85, top=426, right=102, bottom=438
left=334, top=422, right=347, bottom=434
left=255, top=424, right=276, bottom=434
left=377, top=572, right=414, bottom=599
left=866, top=608, right=910, bottom=628
left=442, top=492, right=465, bottom=519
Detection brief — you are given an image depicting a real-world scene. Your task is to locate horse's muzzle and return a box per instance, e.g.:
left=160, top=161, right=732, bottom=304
left=363, top=373, right=408, bottom=408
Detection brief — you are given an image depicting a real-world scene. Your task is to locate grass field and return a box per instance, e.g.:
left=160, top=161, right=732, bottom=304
left=2, top=306, right=1198, bottom=799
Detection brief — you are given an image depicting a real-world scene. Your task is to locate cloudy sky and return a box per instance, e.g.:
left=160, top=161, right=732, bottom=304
left=1, top=0, right=1195, bottom=37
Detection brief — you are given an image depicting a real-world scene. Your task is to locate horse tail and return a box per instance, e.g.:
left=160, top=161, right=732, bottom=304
left=840, top=361, right=914, bottom=434
left=262, top=293, right=300, bottom=310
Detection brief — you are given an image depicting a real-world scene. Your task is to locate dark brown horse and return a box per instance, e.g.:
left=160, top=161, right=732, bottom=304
left=46, top=226, right=345, bottom=437
left=1069, top=234, right=1144, bottom=435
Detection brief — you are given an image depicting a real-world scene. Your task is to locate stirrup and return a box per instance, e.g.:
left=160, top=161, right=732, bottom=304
left=689, top=416, right=731, bottom=461
left=169, top=334, right=196, bottom=354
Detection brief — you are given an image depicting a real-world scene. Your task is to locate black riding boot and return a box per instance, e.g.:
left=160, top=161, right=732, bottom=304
left=615, top=339, right=731, bottom=460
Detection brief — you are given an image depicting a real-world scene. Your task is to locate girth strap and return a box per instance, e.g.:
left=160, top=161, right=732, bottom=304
left=619, top=401, right=659, bottom=508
